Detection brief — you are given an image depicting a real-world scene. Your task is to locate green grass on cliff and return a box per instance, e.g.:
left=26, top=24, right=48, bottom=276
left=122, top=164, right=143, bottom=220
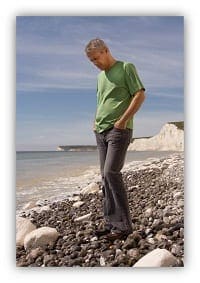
left=168, top=121, right=184, bottom=130
left=132, top=121, right=184, bottom=142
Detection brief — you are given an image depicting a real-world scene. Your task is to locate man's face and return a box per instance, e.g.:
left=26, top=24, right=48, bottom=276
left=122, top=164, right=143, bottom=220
left=87, top=49, right=109, bottom=70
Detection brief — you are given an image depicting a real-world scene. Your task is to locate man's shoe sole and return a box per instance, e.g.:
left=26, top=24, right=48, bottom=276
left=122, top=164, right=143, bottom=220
left=94, top=229, right=111, bottom=237
left=104, top=231, right=130, bottom=241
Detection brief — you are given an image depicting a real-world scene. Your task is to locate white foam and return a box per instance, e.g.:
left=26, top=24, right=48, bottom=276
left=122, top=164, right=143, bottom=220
left=16, top=166, right=101, bottom=212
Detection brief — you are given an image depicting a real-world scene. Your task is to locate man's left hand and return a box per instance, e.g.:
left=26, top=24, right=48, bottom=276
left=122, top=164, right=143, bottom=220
left=114, top=120, right=127, bottom=130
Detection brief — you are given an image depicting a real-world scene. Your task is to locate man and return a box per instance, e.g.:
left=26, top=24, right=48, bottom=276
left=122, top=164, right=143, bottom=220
left=85, top=38, right=145, bottom=241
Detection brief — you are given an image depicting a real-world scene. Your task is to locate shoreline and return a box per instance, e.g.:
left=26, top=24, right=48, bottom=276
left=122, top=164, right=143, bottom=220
left=16, top=165, right=101, bottom=213
left=16, top=152, right=184, bottom=267
left=16, top=151, right=179, bottom=213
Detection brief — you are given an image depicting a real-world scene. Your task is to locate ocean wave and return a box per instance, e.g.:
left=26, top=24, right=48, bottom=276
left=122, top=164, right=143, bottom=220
left=16, top=166, right=100, bottom=212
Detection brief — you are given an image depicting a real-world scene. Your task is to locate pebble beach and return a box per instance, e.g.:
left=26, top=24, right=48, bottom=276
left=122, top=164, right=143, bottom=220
left=16, top=153, right=184, bottom=267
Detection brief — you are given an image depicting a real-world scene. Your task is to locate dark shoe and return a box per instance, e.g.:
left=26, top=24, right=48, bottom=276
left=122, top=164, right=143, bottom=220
left=94, top=228, right=111, bottom=237
left=104, top=230, right=131, bottom=241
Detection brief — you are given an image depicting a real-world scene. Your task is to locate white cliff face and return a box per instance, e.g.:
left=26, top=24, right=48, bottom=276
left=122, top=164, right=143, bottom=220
left=128, top=123, right=184, bottom=151
left=56, top=147, right=64, bottom=151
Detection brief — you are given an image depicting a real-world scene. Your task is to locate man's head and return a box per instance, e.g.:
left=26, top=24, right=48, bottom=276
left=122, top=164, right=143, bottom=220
left=85, top=38, right=115, bottom=70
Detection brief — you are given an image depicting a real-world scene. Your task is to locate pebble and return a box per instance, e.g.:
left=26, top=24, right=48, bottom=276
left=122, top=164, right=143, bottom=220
left=145, top=208, right=153, bottom=217
left=72, top=201, right=85, bottom=208
left=74, top=213, right=92, bottom=222
left=173, top=191, right=183, bottom=200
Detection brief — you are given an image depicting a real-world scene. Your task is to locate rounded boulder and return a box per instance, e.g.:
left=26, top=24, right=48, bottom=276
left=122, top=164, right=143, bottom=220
left=24, top=226, right=59, bottom=250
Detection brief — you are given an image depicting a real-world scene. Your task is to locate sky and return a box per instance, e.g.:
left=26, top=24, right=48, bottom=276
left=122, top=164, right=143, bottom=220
left=16, top=16, right=184, bottom=151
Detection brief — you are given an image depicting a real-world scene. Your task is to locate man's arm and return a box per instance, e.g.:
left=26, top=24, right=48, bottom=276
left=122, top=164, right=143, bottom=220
left=114, top=89, right=145, bottom=129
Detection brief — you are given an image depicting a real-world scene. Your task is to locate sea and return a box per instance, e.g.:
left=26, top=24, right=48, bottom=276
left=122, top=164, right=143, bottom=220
left=16, top=150, right=175, bottom=212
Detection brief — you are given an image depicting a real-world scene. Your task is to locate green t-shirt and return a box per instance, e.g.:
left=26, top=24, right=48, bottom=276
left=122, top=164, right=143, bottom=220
left=95, top=61, right=145, bottom=133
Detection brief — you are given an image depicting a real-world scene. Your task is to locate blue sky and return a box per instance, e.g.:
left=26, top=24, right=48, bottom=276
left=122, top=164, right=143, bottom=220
left=16, top=16, right=184, bottom=151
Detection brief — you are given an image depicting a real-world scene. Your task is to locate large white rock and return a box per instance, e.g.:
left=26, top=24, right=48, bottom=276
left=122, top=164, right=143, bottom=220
left=16, top=216, right=36, bottom=246
left=24, top=227, right=59, bottom=250
left=133, top=248, right=177, bottom=267
left=80, top=182, right=99, bottom=195
left=128, top=123, right=184, bottom=151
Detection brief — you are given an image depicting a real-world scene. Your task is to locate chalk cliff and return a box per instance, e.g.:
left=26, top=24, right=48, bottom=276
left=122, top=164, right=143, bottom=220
left=128, top=121, right=184, bottom=151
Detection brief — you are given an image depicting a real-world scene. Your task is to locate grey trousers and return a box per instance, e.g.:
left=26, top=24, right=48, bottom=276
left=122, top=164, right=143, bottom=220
left=95, top=127, right=133, bottom=233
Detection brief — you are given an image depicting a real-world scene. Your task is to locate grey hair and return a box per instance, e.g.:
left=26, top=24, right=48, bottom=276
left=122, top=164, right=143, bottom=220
left=85, top=38, right=108, bottom=54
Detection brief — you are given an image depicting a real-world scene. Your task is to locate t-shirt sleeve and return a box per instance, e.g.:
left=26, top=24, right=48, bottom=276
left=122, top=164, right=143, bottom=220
left=124, top=63, right=145, bottom=96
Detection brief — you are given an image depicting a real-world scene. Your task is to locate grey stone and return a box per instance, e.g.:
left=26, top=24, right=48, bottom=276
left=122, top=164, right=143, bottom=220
left=72, top=201, right=84, bottom=208
left=80, top=182, right=99, bottom=195
left=16, top=216, right=36, bottom=246
left=74, top=213, right=92, bottom=222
